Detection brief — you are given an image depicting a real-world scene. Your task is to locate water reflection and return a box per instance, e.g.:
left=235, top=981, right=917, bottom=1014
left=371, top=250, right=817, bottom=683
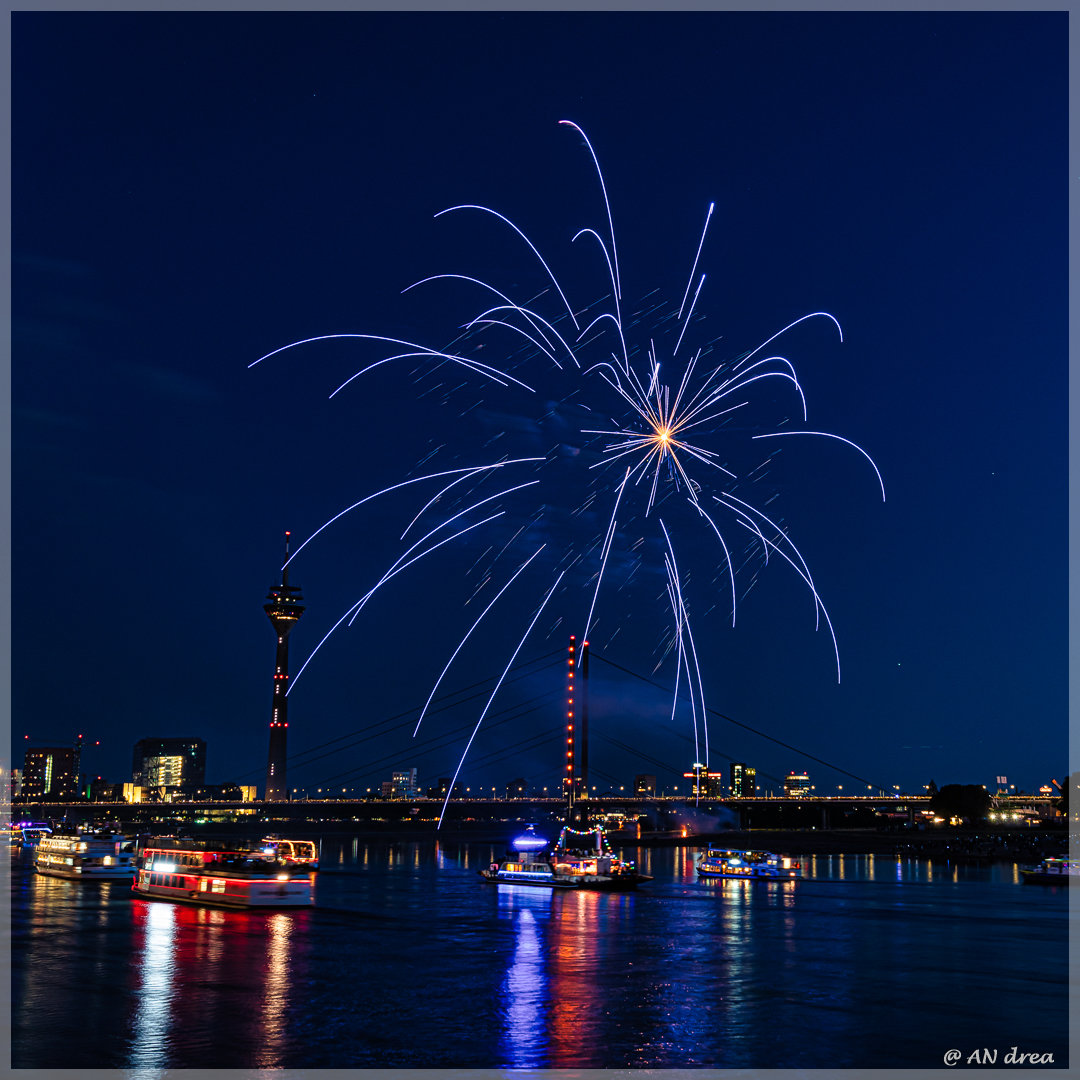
left=496, top=887, right=552, bottom=1067
left=122, top=898, right=310, bottom=1069
left=673, top=845, right=696, bottom=883
left=257, top=913, right=294, bottom=1067
left=547, top=890, right=608, bottom=1065
left=494, top=884, right=643, bottom=1068
left=11, top=841, right=1068, bottom=1070
left=129, top=900, right=178, bottom=1067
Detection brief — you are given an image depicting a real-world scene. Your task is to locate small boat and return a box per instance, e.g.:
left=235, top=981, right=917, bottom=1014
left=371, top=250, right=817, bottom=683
left=480, top=823, right=652, bottom=891
left=697, top=847, right=801, bottom=879
left=132, top=839, right=314, bottom=908
left=12, top=821, right=52, bottom=848
left=259, top=836, right=319, bottom=871
left=1020, top=856, right=1077, bottom=885
left=35, top=831, right=136, bottom=880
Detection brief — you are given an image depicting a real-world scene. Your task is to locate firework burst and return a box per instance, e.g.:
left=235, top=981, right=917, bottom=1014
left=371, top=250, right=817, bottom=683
left=251, top=121, right=884, bottom=822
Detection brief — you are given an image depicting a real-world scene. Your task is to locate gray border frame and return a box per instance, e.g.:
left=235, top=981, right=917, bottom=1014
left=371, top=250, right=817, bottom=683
left=3, top=4, right=1073, bottom=1079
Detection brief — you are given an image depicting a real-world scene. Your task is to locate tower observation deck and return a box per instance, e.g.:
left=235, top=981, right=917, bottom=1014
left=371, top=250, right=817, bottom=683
left=264, top=532, right=305, bottom=802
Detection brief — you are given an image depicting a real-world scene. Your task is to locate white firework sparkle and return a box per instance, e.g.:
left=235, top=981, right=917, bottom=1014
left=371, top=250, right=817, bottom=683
left=251, top=121, right=885, bottom=823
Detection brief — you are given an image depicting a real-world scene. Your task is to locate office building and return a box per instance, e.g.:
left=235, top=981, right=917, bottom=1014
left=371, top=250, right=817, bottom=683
left=131, top=737, right=206, bottom=792
left=730, top=762, right=757, bottom=797
left=389, top=768, right=419, bottom=799
left=684, top=763, right=724, bottom=798
left=784, top=770, right=811, bottom=796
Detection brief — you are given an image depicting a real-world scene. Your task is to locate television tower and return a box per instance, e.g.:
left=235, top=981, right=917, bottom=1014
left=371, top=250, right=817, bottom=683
left=264, top=531, right=305, bottom=802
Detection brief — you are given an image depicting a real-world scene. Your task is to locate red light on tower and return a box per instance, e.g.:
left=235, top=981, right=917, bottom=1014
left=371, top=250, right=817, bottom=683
left=564, top=635, right=576, bottom=798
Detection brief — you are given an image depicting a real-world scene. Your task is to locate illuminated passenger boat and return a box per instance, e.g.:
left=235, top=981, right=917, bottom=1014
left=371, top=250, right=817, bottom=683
left=259, top=836, right=319, bottom=871
left=1020, top=856, right=1077, bottom=885
left=697, top=847, right=801, bottom=879
left=12, top=822, right=52, bottom=848
left=35, top=831, right=136, bottom=880
left=480, top=823, right=652, bottom=891
left=133, top=839, right=314, bottom=908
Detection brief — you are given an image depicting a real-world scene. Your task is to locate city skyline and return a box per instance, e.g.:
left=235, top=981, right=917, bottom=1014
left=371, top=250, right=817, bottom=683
left=13, top=719, right=1058, bottom=803
left=13, top=12, right=1067, bottom=800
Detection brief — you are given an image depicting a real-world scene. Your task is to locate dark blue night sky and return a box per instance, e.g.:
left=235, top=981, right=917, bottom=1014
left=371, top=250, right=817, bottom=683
left=13, top=12, right=1067, bottom=798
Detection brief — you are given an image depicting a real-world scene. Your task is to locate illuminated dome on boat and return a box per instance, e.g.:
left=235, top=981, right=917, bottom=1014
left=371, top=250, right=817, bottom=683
left=511, top=826, right=549, bottom=853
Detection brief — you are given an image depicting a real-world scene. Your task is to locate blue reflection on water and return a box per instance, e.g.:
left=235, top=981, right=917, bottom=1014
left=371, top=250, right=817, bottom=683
left=9, top=844, right=1070, bottom=1070
left=496, top=885, right=553, bottom=1068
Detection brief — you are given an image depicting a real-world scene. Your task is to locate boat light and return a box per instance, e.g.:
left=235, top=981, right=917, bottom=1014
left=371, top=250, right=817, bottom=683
left=155, top=861, right=177, bottom=873
left=276, top=873, right=289, bottom=881
left=512, top=825, right=549, bottom=852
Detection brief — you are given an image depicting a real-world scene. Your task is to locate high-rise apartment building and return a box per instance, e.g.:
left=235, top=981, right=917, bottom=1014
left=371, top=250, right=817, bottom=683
left=22, top=747, right=79, bottom=799
left=730, top=762, right=757, bottom=797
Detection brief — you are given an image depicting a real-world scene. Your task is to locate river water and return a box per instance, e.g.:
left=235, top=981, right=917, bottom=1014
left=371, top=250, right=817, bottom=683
left=9, top=838, right=1070, bottom=1070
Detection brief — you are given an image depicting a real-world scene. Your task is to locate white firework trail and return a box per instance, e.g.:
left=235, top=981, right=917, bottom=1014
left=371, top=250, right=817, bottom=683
left=250, top=121, right=884, bottom=799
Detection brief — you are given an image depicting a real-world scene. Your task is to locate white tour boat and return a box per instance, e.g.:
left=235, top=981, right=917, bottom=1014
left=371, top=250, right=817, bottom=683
left=35, top=831, right=136, bottom=880
left=697, top=847, right=802, bottom=879
left=133, top=839, right=314, bottom=908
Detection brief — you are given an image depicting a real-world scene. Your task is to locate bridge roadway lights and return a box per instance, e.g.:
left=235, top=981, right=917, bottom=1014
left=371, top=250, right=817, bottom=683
left=15, top=793, right=971, bottom=831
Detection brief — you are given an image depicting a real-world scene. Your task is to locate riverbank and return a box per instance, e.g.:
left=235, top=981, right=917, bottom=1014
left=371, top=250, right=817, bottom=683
left=654, top=826, right=1069, bottom=863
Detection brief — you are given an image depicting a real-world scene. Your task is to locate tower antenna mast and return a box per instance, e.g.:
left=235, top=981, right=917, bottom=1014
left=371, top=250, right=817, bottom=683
left=264, top=530, right=305, bottom=802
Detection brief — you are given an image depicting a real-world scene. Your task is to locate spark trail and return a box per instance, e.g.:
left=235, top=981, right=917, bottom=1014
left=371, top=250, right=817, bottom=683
left=250, top=122, right=884, bottom=804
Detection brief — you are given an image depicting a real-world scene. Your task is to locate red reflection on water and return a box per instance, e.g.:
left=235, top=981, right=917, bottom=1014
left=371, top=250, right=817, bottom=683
left=545, top=890, right=611, bottom=1067
left=127, top=898, right=310, bottom=1068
